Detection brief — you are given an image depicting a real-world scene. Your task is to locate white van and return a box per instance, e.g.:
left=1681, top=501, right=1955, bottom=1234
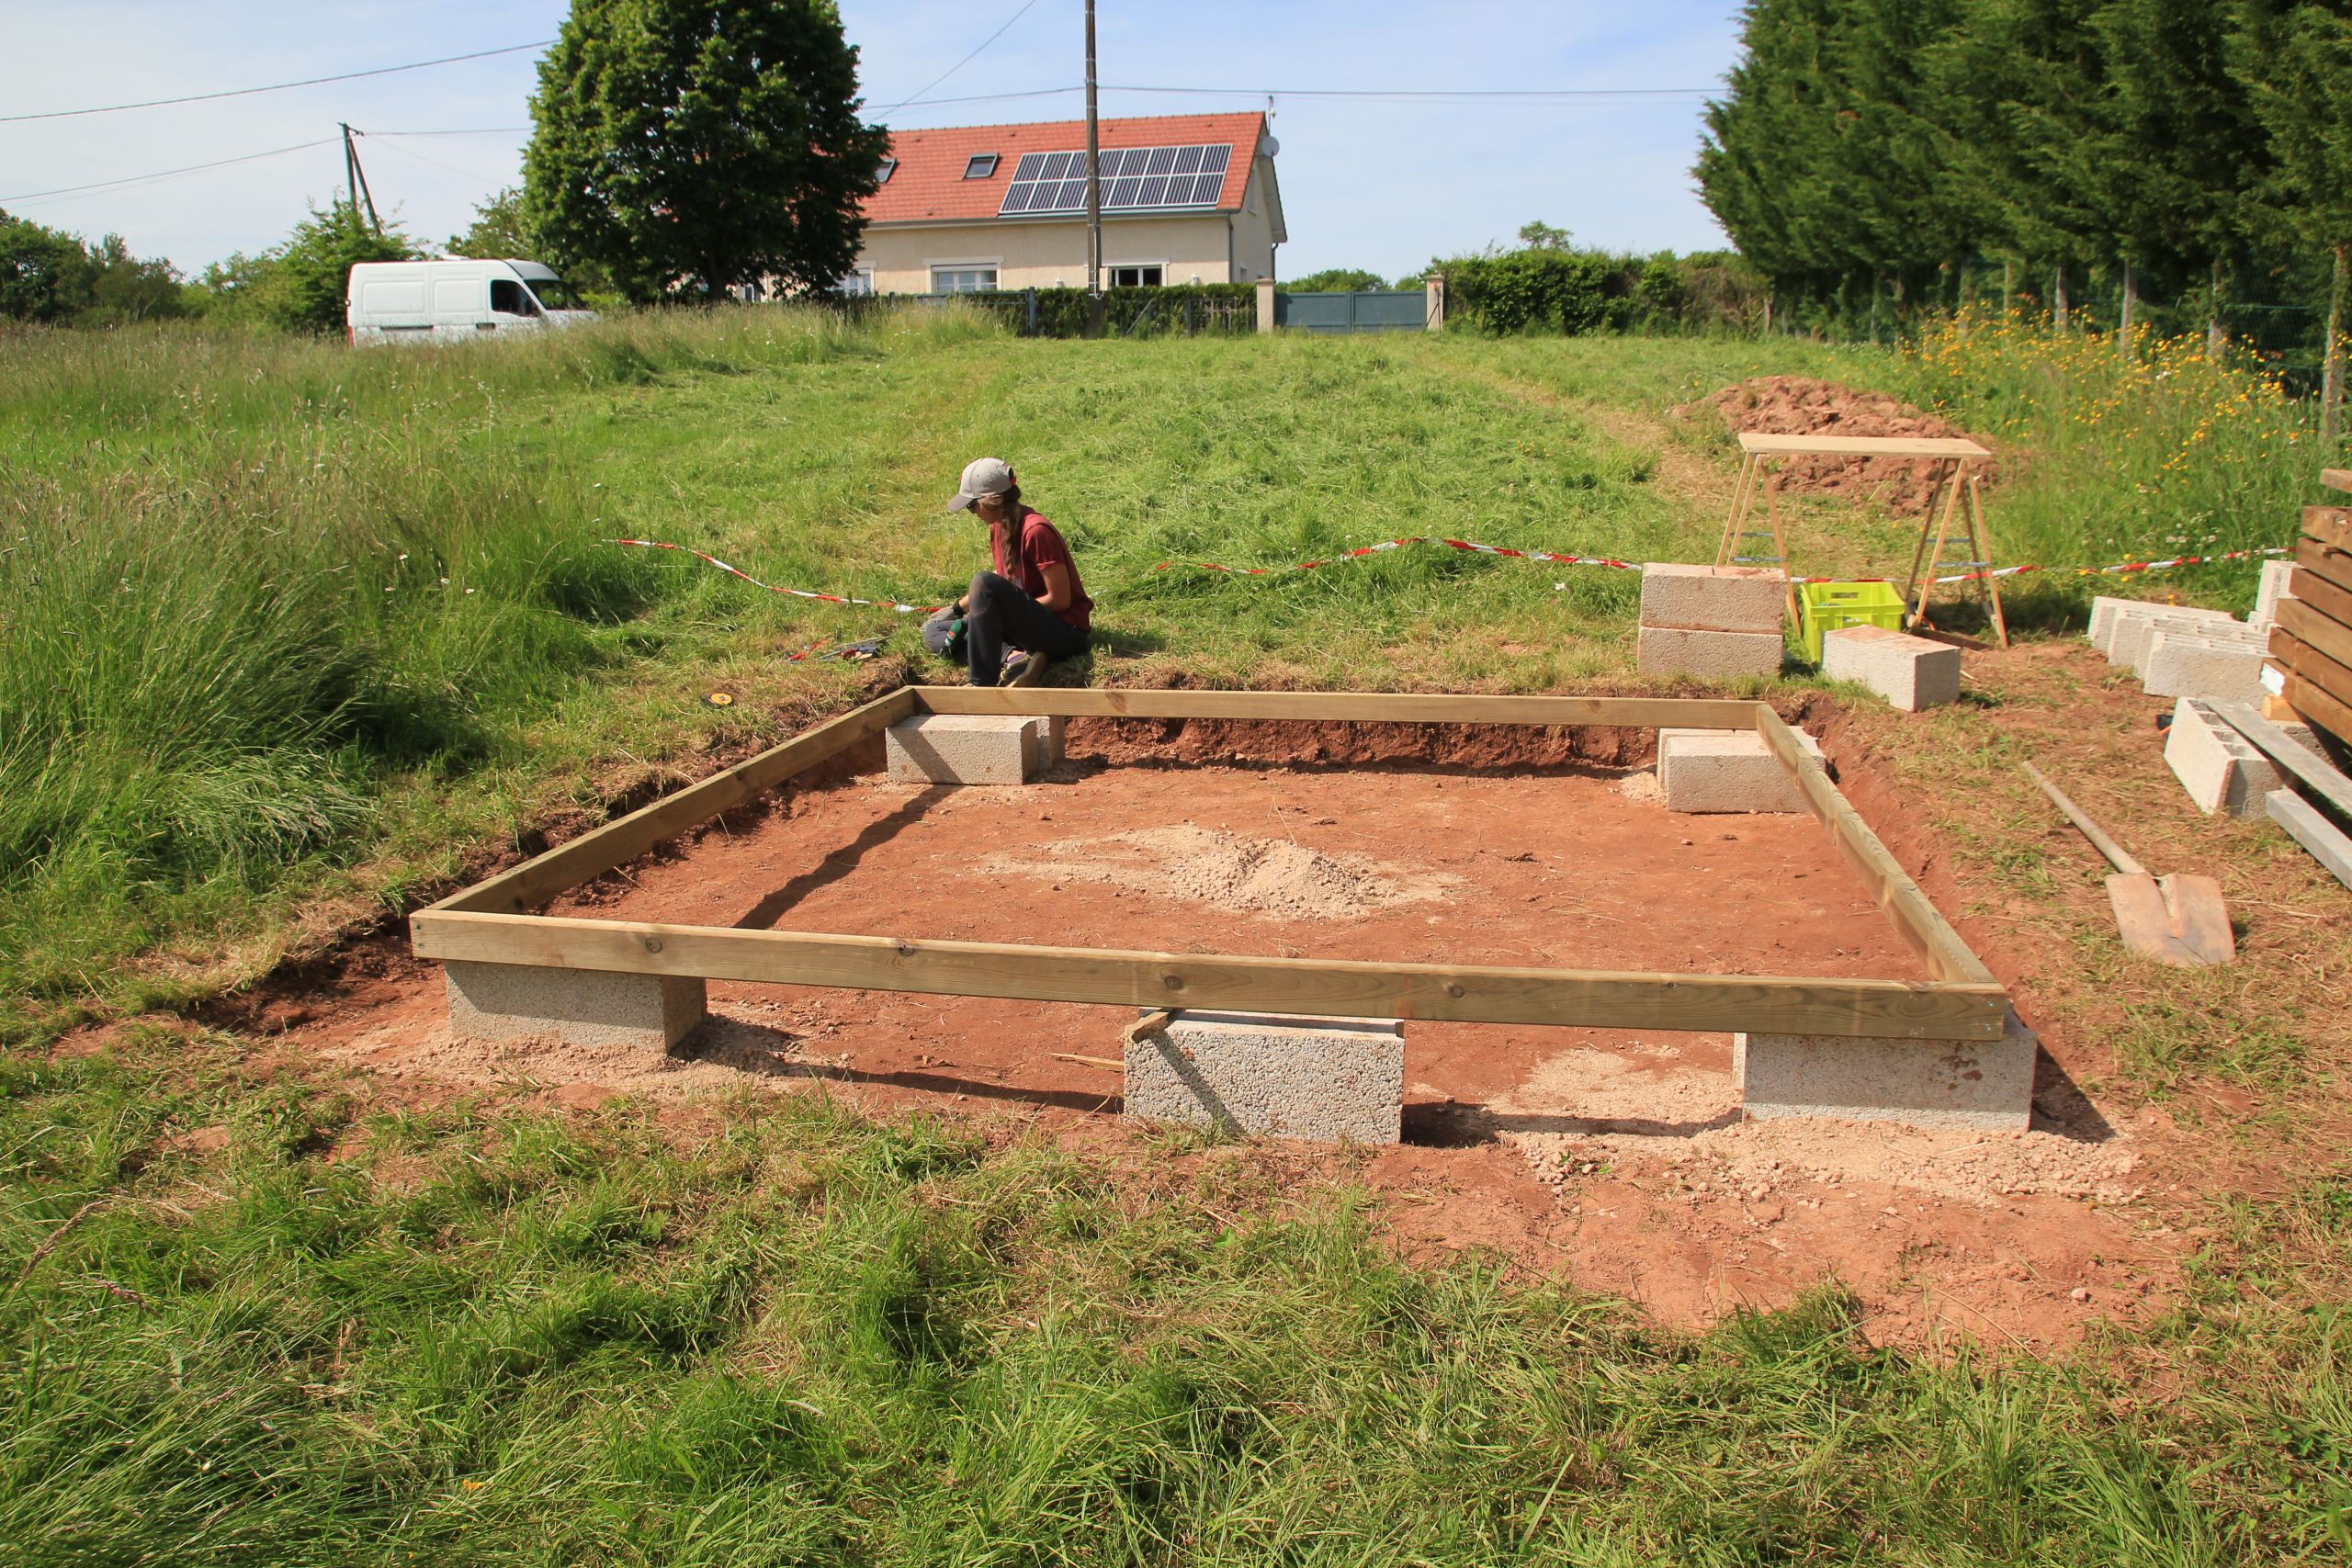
left=345, top=259, right=596, bottom=345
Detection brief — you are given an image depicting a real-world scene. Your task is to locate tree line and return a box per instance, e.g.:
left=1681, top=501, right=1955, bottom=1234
left=1697, top=0, right=2352, bottom=362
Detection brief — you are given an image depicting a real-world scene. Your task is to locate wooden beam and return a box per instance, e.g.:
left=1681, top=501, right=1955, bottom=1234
left=409, top=910, right=2010, bottom=1042
left=2320, top=468, right=2352, bottom=497
left=2285, top=558, right=2352, bottom=629
left=2211, top=698, right=2352, bottom=818
left=2282, top=673, right=2352, bottom=750
left=2303, top=504, right=2352, bottom=550
left=2271, top=623, right=2352, bottom=702
left=1751, top=708, right=1999, bottom=987
left=1736, top=433, right=1991, bottom=459
left=911, top=686, right=1763, bottom=729
left=2295, top=538, right=2352, bottom=600
left=428, top=688, right=918, bottom=915
left=2267, top=789, right=2352, bottom=890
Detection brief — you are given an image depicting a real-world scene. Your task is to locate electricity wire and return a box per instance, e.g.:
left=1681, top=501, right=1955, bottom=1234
left=0, top=40, right=555, bottom=123
left=873, top=0, right=1046, bottom=114
left=0, top=138, right=337, bottom=205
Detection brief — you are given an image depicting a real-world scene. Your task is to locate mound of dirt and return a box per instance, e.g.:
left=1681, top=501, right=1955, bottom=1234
left=1679, top=376, right=1996, bottom=516
left=980, top=825, right=1459, bottom=921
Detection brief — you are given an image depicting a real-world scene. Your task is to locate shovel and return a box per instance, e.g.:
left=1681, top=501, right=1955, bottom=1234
left=2022, top=761, right=2234, bottom=966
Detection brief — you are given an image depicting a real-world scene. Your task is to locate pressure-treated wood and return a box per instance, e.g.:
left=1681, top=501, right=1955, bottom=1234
left=2211, top=699, right=2352, bottom=818
left=912, top=685, right=1761, bottom=729
left=408, top=910, right=2010, bottom=1042
left=2320, top=469, right=2352, bottom=498
left=2295, top=538, right=2352, bottom=599
left=1736, top=433, right=1992, bottom=459
left=2283, top=673, right=2352, bottom=749
left=2285, top=559, right=2352, bottom=630
left=1751, top=707, right=1999, bottom=986
left=2272, top=627, right=2352, bottom=708
left=2303, top=505, right=2352, bottom=551
left=430, top=688, right=917, bottom=915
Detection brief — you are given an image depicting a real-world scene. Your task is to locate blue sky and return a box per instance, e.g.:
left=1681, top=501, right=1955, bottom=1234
left=0, top=1, right=1742, bottom=280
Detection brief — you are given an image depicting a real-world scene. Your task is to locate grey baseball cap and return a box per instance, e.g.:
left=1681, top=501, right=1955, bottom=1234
left=946, top=456, right=1014, bottom=512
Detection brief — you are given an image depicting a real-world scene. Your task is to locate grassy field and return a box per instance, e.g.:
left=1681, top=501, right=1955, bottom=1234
left=4, top=308, right=2346, bottom=1562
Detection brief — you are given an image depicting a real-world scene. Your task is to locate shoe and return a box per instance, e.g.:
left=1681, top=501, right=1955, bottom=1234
left=1002, top=651, right=1048, bottom=687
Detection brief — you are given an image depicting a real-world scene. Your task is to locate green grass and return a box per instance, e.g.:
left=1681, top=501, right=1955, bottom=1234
left=6, top=1027, right=2344, bottom=1565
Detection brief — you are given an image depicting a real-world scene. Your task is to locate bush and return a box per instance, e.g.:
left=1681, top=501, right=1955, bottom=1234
left=853, top=284, right=1259, bottom=337
left=0, top=210, right=190, bottom=326
left=192, top=209, right=420, bottom=336
left=1286, top=267, right=1391, bottom=292
left=1432, top=246, right=1768, bottom=336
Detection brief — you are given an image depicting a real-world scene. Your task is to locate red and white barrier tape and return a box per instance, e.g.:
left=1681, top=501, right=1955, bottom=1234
left=611, top=537, right=944, bottom=615
left=1799, top=546, right=2290, bottom=588
left=1152, top=535, right=1634, bottom=576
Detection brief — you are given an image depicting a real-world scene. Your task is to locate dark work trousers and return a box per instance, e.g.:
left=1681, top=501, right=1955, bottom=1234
left=964, top=570, right=1089, bottom=685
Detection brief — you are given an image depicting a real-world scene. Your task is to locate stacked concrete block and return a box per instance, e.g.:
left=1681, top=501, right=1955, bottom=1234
left=1657, top=726, right=1825, bottom=813
left=2165, top=697, right=2282, bottom=818
left=1736, top=1008, right=2038, bottom=1132
left=1125, top=1010, right=1405, bottom=1144
left=886, top=712, right=1062, bottom=784
left=2091, top=599, right=2236, bottom=660
left=2141, top=630, right=2267, bottom=702
left=446, top=960, right=707, bottom=1052
left=2253, top=559, right=2299, bottom=629
left=1821, top=625, right=1962, bottom=712
left=1636, top=563, right=1785, bottom=680
left=2115, top=614, right=2261, bottom=675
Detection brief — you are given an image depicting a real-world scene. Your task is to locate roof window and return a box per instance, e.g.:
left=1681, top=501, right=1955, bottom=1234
left=876, top=156, right=897, bottom=184
left=964, top=152, right=999, bottom=179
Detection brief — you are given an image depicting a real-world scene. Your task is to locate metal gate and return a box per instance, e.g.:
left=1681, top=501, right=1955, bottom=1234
left=1274, top=288, right=1428, bottom=333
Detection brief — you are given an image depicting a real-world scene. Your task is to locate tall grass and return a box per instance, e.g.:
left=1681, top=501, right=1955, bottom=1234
left=4, top=1027, right=2334, bottom=1564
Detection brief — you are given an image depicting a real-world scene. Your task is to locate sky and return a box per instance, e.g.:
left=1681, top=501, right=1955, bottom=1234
left=0, top=0, right=1743, bottom=282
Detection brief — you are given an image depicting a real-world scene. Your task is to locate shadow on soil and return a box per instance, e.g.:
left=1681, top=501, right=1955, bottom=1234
left=682, top=1014, right=1125, bottom=1115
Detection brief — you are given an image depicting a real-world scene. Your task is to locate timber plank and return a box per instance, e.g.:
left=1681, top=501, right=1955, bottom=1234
left=430, top=689, right=917, bottom=915
left=2267, top=790, right=2352, bottom=890
left=2296, top=538, right=2352, bottom=599
left=2283, top=674, right=2352, bottom=750
left=2323, top=469, right=2352, bottom=497
left=2286, top=558, right=2352, bottom=628
left=408, top=910, right=2011, bottom=1042
left=913, top=685, right=1763, bottom=729
left=2211, top=699, right=2352, bottom=817
left=2304, top=505, right=2352, bottom=550
left=2272, top=615, right=2352, bottom=696
left=1751, top=709, right=1999, bottom=987
left=1737, top=433, right=1991, bottom=459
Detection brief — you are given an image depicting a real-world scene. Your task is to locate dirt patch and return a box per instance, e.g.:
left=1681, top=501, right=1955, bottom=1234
left=1067, top=716, right=1653, bottom=771
left=981, top=825, right=1459, bottom=921
left=1677, top=375, right=1996, bottom=515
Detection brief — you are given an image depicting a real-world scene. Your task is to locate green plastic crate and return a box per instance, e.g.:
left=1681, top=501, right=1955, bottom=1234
left=1798, top=580, right=1906, bottom=663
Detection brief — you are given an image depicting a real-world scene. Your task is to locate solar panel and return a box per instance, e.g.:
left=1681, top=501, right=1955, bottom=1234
left=996, top=143, right=1236, bottom=217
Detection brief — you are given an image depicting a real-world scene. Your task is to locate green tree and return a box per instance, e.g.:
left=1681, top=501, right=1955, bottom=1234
left=188, top=208, right=418, bottom=334
left=1286, top=267, right=1389, bottom=292
left=523, top=0, right=888, bottom=301
left=446, top=186, right=537, bottom=259
left=1516, top=220, right=1572, bottom=251
left=2233, top=0, right=2352, bottom=441
left=0, top=209, right=96, bottom=322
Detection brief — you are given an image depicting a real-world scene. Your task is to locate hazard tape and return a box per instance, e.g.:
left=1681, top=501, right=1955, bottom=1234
left=1152, top=535, right=1634, bottom=576
left=1798, top=546, right=2290, bottom=588
left=611, top=538, right=945, bottom=615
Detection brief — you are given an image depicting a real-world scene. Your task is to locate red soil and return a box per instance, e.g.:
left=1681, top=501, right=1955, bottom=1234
left=1679, top=375, right=1999, bottom=515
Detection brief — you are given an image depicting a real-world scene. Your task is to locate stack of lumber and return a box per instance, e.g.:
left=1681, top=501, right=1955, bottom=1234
left=2274, top=480, right=2352, bottom=744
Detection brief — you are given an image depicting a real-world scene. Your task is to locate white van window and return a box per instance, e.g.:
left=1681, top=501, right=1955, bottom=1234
left=490, top=278, right=537, bottom=315
left=528, top=277, right=588, bottom=310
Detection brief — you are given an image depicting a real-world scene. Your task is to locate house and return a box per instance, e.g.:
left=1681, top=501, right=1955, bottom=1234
left=847, top=111, right=1284, bottom=294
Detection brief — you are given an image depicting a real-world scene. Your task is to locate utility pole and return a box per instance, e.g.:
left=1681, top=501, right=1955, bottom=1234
left=1084, top=0, right=1101, bottom=299
left=341, top=123, right=383, bottom=237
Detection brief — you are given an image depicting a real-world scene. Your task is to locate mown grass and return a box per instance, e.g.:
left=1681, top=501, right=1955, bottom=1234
left=6, top=1026, right=2346, bottom=1565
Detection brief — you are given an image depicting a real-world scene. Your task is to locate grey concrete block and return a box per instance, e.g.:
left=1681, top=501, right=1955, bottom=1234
left=1822, top=624, right=1962, bottom=711
left=2094, top=599, right=2237, bottom=660
left=2142, top=631, right=2266, bottom=701
left=445, top=960, right=707, bottom=1051
left=1657, top=726, right=1824, bottom=814
left=2253, top=558, right=2298, bottom=629
left=1125, top=1010, right=1404, bottom=1144
left=1639, top=562, right=1787, bottom=635
left=2117, top=613, right=2257, bottom=674
left=1636, top=624, right=1785, bottom=680
left=2165, top=697, right=2282, bottom=817
left=1736, top=1009, right=2038, bottom=1132
left=886, top=713, right=1054, bottom=784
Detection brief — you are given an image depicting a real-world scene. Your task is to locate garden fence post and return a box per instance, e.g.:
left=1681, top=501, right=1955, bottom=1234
left=1256, top=277, right=1276, bottom=333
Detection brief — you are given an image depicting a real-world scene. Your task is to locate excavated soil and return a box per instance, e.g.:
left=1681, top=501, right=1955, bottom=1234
left=1678, top=375, right=1999, bottom=515
left=258, top=718, right=2174, bottom=1348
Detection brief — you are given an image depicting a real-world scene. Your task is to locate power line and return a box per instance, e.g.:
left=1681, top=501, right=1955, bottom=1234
left=874, top=0, right=1045, bottom=114
left=0, top=138, right=338, bottom=205
left=0, top=39, right=553, bottom=124
left=368, top=127, right=534, bottom=137
left=878, top=82, right=1714, bottom=116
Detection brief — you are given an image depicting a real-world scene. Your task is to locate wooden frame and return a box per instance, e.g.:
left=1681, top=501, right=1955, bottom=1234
left=411, top=689, right=2009, bottom=1043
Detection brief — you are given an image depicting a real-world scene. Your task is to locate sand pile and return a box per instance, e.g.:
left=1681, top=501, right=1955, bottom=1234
left=1491, top=1044, right=2139, bottom=1209
left=981, top=826, right=1459, bottom=920
left=1677, top=376, right=1996, bottom=515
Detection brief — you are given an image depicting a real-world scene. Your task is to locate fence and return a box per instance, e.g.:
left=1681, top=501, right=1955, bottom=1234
left=1272, top=288, right=1430, bottom=334
left=849, top=284, right=1258, bottom=338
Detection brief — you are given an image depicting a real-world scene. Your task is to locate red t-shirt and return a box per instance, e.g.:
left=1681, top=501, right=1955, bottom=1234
left=991, top=508, right=1092, bottom=633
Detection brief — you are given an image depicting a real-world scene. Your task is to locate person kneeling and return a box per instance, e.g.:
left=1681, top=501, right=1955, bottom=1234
left=943, top=456, right=1091, bottom=687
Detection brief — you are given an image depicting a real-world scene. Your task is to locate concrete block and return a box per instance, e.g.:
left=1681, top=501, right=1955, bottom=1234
left=1657, top=726, right=1824, bottom=814
left=1125, top=1010, right=1404, bottom=1144
left=2165, top=697, right=2282, bottom=817
left=445, top=960, right=706, bottom=1052
left=1636, top=624, right=1784, bottom=680
left=1822, top=625, right=1962, bottom=712
left=2142, top=631, right=2267, bottom=702
left=2116, top=612, right=2256, bottom=674
left=1736, top=1009, right=2038, bottom=1132
left=2253, top=559, right=2298, bottom=629
left=1639, top=562, right=1788, bottom=635
left=885, top=713, right=1057, bottom=784
left=2093, top=599, right=2236, bottom=660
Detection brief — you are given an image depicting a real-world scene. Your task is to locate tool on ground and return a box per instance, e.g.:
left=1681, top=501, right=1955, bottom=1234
left=2021, top=761, right=2233, bottom=966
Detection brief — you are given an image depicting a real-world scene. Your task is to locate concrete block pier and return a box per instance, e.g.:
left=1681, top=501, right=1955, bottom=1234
left=1125, top=1010, right=1405, bottom=1144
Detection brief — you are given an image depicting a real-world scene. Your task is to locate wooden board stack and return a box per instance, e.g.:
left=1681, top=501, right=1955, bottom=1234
left=2278, top=476, right=2352, bottom=744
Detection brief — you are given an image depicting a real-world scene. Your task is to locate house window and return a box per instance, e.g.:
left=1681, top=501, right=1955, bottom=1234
left=1109, top=265, right=1164, bottom=288
left=839, top=268, right=873, bottom=297
left=931, top=265, right=998, bottom=294
left=876, top=157, right=897, bottom=185
left=963, top=153, right=998, bottom=179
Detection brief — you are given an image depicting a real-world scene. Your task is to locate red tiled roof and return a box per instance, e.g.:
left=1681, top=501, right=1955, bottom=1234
left=863, top=112, right=1266, bottom=224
